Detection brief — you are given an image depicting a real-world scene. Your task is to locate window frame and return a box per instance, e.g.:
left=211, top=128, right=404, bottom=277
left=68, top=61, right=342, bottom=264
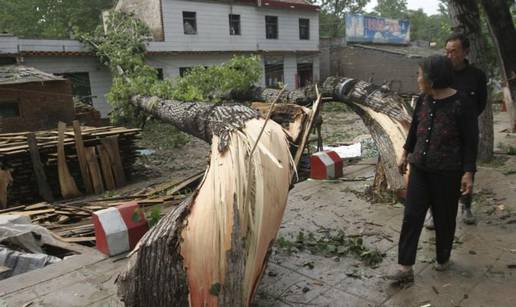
left=265, top=15, right=278, bottom=40
left=183, top=11, right=197, bottom=35
left=299, top=18, right=310, bottom=40
left=229, top=14, right=241, bottom=36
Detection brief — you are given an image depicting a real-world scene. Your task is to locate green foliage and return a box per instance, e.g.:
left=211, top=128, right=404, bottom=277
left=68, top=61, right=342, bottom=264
left=408, top=9, right=451, bottom=43
left=308, top=0, right=370, bottom=38
left=275, top=230, right=385, bottom=266
left=171, top=55, right=262, bottom=102
left=81, top=12, right=261, bottom=124
left=148, top=206, right=162, bottom=228
left=0, top=0, right=115, bottom=38
left=373, top=0, right=408, bottom=19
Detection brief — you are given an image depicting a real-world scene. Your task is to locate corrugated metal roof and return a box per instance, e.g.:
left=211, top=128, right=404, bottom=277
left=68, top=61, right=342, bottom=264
left=0, top=65, right=66, bottom=85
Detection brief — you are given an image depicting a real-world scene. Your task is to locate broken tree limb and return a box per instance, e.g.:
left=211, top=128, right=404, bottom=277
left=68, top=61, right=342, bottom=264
left=235, top=77, right=411, bottom=192
left=117, top=96, right=293, bottom=306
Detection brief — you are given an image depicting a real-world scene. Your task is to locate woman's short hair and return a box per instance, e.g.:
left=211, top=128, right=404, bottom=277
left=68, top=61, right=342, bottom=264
left=419, top=55, right=453, bottom=89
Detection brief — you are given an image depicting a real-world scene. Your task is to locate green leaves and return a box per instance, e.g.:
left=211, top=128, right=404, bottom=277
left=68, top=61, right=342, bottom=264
left=81, top=12, right=262, bottom=125
left=275, top=230, right=385, bottom=266
left=0, top=0, right=115, bottom=38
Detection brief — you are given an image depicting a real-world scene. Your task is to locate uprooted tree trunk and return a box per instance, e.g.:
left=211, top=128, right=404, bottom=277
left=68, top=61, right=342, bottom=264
left=117, top=96, right=294, bottom=306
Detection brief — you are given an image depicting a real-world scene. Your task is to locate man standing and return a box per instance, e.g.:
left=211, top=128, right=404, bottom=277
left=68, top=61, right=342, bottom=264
left=425, top=32, right=487, bottom=228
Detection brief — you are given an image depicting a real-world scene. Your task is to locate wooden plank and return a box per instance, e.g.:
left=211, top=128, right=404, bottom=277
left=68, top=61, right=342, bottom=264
left=146, top=171, right=204, bottom=197
left=13, top=209, right=56, bottom=216
left=27, top=133, right=54, bottom=202
left=60, top=236, right=96, bottom=243
left=25, top=202, right=50, bottom=211
left=73, top=120, right=93, bottom=194
left=84, top=146, right=104, bottom=194
left=101, top=136, right=126, bottom=188
left=0, top=205, right=25, bottom=214
left=57, top=122, right=81, bottom=199
left=97, top=144, right=116, bottom=190
left=0, top=169, right=13, bottom=209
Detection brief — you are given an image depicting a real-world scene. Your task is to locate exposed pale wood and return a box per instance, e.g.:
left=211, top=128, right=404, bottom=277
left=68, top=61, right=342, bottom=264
left=101, top=136, right=126, bottom=188
left=84, top=147, right=104, bottom=194
left=27, top=133, right=54, bottom=202
left=57, top=122, right=81, bottom=199
left=73, top=120, right=94, bottom=194
left=97, top=144, right=116, bottom=190
left=60, top=236, right=96, bottom=243
left=0, top=204, right=24, bottom=214
left=293, top=86, right=322, bottom=167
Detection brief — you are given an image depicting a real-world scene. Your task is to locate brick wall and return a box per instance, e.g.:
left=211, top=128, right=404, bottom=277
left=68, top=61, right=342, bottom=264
left=338, top=45, right=420, bottom=94
left=0, top=80, right=74, bottom=133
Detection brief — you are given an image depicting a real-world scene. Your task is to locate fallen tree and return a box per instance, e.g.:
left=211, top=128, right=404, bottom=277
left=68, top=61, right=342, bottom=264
left=84, top=11, right=411, bottom=306
left=229, top=77, right=412, bottom=192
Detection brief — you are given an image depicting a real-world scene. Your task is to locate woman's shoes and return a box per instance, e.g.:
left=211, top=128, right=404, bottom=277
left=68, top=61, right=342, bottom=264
left=433, top=261, right=451, bottom=271
left=385, top=268, right=414, bottom=283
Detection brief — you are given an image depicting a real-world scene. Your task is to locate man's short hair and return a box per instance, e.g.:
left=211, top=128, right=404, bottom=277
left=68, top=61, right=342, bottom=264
left=419, top=55, right=454, bottom=89
left=445, top=32, right=470, bottom=50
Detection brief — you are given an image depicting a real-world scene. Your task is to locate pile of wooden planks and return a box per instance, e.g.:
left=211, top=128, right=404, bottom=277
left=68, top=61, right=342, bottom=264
left=0, top=171, right=204, bottom=244
left=0, top=121, right=140, bottom=208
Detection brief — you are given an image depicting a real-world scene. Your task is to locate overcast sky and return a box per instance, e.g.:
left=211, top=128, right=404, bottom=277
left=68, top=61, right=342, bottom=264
left=364, top=0, right=441, bottom=15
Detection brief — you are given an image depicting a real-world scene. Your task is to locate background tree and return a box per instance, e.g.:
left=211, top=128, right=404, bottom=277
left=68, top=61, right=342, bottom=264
left=312, top=0, right=370, bottom=37
left=480, top=0, right=516, bottom=132
left=0, top=0, right=115, bottom=38
left=448, top=0, right=493, bottom=161
left=407, top=8, right=450, bottom=43
left=373, top=0, right=408, bottom=19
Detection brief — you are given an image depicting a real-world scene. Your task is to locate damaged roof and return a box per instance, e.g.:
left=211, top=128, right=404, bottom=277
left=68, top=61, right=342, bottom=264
left=0, top=65, right=66, bottom=85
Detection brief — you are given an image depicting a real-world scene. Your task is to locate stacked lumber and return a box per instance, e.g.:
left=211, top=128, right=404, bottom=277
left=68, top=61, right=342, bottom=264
left=0, top=171, right=204, bottom=244
left=0, top=122, right=140, bottom=207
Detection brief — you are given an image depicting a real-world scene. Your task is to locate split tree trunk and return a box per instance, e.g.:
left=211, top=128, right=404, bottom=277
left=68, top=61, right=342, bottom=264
left=480, top=0, right=516, bottom=132
left=117, top=96, right=293, bottom=307
left=448, top=0, right=494, bottom=161
left=233, top=77, right=411, bottom=192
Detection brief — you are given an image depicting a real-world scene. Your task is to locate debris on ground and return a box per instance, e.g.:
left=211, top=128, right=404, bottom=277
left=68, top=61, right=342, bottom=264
left=0, top=122, right=140, bottom=205
left=275, top=229, right=386, bottom=266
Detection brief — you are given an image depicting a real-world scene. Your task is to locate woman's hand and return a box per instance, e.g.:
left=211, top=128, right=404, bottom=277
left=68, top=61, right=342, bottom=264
left=398, top=151, right=409, bottom=175
left=461, top=172, right=474, bottom=195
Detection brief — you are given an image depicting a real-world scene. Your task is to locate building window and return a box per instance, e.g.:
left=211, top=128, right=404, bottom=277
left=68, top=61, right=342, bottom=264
left=264, top=57, right=283, bottom=88
left=229, top=14, right=241, bottom=35
left=156, top=68, right=164, bottom=80
left=265, top=16, right=278, bottom=39
left=59, top=72, right=93, bottom=104
left=299, top=18, right=310, bottom=40
left=183, top=11, right=197, bottom=35
left=0, top=101, right=20, bottom=118
left=179, top=67, right=192, bottom=77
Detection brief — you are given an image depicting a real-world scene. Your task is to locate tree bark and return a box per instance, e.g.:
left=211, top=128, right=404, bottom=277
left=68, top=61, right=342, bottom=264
left=236, top=77, right=411, bottom=192
left=117, top=96, right=293, bottom=307
left=480, top=0, right=516, bottom=132
left=448, top=0, right=494, bottom=161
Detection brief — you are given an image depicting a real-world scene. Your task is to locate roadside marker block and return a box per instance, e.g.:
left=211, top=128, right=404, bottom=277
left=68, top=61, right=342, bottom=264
left=310, top=150, right=343, bottom=180
left=92, top=201, right=148, bottom=256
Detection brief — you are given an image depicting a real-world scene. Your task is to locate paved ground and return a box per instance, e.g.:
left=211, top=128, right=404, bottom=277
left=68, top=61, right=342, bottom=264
left=1, top=113, right=515, bottom=307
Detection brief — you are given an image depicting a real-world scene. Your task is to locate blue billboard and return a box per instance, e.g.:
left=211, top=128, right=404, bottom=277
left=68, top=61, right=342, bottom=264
left=345, top=14, right=410, bottom=44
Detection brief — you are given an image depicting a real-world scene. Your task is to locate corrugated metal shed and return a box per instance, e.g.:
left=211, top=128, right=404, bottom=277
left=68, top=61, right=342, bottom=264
left=0, top=65, right=65, bottom=86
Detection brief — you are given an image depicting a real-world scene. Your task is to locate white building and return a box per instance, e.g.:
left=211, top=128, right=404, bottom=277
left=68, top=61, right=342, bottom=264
left=0, top=0, right=320, bottom=117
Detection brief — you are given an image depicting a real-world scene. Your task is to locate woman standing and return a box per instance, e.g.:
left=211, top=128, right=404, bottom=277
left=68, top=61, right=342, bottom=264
left=387, top=55, right=479, bottom=283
